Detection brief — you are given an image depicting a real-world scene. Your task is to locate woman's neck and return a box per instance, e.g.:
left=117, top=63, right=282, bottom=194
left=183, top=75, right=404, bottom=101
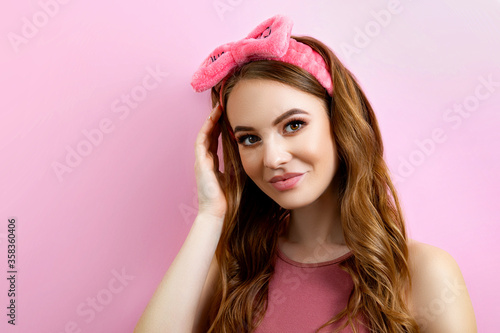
left=284, top=178, right=345, bottom=249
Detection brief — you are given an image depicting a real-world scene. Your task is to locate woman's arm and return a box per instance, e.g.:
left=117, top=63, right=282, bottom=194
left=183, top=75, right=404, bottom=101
left=407, top=240, right=477, bottom=333
left=135, top=104, right=226, bottom=332
left=134, top=214, right=223, bottom=333
left=193, top=251, right=220, bottom=332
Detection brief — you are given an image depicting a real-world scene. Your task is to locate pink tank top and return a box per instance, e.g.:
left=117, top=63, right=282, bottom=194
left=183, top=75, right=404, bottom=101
left=253, top=246, right=370, bottom=333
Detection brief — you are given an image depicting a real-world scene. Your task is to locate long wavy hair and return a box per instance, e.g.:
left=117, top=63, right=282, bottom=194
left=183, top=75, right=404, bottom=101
left=205, top=35, right=419, bottom=333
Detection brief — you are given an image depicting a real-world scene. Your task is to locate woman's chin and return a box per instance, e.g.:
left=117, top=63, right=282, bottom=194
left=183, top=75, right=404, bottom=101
left=268, top=194, right=315, bottom=211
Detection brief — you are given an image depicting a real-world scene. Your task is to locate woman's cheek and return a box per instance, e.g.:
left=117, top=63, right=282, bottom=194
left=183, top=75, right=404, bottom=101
left=239, top=152, right=257, bottom=178
left=298, top=130, right=323, bottom=155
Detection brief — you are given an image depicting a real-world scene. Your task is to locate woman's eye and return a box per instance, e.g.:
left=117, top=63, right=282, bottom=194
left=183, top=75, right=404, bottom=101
left=284, top=120, right=305, bottom=133
left=238, top=135, right=260, bottom=146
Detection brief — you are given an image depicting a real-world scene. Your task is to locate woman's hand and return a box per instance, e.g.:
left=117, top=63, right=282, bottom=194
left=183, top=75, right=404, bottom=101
left=194, top=103, right=227, bottom=220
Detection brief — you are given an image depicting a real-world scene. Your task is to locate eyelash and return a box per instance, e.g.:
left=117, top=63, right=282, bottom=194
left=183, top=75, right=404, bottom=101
left=236, top=118, right=306, bottom=146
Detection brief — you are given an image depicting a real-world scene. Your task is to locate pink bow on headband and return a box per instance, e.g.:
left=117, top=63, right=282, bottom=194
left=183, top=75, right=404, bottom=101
left=190, top=15, right=333, bottom=96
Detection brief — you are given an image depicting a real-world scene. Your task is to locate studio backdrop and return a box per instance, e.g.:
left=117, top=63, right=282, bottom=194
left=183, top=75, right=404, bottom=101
left=1, top=0, right=499, bottom=332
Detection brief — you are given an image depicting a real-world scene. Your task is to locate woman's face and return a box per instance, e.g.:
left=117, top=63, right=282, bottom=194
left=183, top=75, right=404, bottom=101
left=226, top=79, right=339, bottom=210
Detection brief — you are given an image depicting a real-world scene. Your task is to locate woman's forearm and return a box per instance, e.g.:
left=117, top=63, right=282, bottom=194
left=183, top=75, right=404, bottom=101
left=134, top=214, right=223, bottom=332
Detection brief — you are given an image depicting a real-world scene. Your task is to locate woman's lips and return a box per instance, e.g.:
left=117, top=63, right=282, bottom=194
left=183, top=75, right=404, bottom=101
left=269, top=173, right=304, bottom=191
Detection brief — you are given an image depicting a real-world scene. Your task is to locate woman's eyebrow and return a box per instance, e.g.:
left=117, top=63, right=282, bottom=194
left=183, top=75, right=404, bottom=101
left=272, top=108, right=309, bottom=126
left=233, top=108, right=309, bottom=134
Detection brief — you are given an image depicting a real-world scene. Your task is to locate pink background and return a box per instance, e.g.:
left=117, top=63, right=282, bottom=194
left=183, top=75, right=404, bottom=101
left=1, top=1, right=499, bottom=332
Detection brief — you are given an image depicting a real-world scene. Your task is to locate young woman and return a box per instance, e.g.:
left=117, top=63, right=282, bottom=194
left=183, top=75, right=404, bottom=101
left=135, top=15, right=477, bottom=333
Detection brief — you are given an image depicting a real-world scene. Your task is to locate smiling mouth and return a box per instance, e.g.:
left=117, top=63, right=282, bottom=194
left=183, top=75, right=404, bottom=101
left=269, top=173, right=304, bottom=191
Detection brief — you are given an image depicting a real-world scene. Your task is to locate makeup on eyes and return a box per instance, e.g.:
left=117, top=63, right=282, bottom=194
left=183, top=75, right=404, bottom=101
left=235, top=117, right=308, bottom=146
left=233, top=108, right=310, bottom=134
left=283, top=118, right=305, bottom=133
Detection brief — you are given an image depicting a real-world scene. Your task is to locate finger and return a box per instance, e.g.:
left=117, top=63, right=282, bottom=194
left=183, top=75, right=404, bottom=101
left=195, top=105, right=221, bottom=156
left=209, top=117, right=221, bottom=150
left=195, top=105, right=225, bottom=169
left=209, top=125, right=221, bottom=172
left=209, top=102, right=223, bottom=122
left=207, top=103, right=222, bottom=126
left=195, top=104, right=221, bottom=144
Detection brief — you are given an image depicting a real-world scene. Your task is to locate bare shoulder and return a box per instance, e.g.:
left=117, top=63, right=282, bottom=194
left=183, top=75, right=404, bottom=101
left=406, top=239, right=477, bottom=333
left=407, top=239, right=459, bottom=275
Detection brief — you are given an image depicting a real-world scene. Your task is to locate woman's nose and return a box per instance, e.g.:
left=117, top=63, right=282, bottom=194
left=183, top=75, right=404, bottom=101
left=262, top=138, right=292, bottom=169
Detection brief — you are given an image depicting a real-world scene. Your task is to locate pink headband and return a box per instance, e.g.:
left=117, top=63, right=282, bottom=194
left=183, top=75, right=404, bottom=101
left=190, top=15, right=333, bottom=106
